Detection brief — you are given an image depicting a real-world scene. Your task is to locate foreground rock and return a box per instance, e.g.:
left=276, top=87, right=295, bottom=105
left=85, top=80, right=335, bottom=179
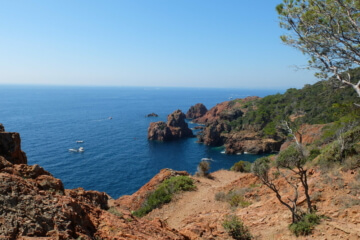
left=148, top=110, right=194, bottom=141
left=0, top=126, right=188, bottom=240
left=186, top=103, right=208, bottom=119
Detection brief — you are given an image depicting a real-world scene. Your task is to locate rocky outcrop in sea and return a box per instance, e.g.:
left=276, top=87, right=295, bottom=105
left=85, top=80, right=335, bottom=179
left=186, top=103, right=208, bottom=119
left=148, top=110, right=194, bottom=141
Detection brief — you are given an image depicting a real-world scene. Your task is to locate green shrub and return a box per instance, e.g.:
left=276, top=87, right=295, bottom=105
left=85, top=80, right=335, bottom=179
left=196, top=160, right=210, bottom=177
left=108, top=206, right=123, bottom=218
left=228, top=193, right=251, bottom=208
left=308, top=148, right=321, bottom=161
left=215, top=190, right=251, bottom=208
left=231, top=161, right=252, bottom=173
left=289, top=213, right=321, bottom=236
left=133, top=176, right=195, bottom=217
left=222, top=215, right=252, bottom=240
left=215, top=191, right=226, bottom=201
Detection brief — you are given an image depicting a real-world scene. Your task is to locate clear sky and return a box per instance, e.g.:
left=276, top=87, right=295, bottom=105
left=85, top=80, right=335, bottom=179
left=0, top=0, right=317, bottom=89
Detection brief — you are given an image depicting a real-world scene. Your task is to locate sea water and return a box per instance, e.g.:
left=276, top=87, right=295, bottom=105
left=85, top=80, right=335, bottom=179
left=0, top=85, right=280, bottom=198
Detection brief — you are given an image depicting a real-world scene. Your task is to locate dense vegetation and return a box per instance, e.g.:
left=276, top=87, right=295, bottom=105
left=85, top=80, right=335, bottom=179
left=133, top=176, right=195, bottom=217
left=228, top=69, right=360, bottom=138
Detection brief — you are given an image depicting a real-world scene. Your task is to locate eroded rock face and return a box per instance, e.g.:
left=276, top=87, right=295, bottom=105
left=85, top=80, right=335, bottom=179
left=115, top=169, right=189, bottom=211
left=186, top=103, right=208, bottom=119
left=280, top=124, right=327, bottom=151
left=224, top=130, right=285, bottom=154
left=197, top=120, right=231, bottom=146
left=194, top=96, right=259, bottom=124
left=0, top=131, right=27, bottom=164
left=0, top=123, right=4, bottom=132
left=0, top=157, right=95, bottom=239
left=66, top=188, right=109, bottom=210
left=148, top=110, right=194, bottom=141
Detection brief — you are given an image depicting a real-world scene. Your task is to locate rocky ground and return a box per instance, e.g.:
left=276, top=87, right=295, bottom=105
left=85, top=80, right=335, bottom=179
left=126, top=168, right=360, bottom=240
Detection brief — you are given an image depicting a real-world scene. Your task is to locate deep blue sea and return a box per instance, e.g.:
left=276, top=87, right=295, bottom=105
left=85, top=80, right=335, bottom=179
left=0, top=85, right=281, bottom=198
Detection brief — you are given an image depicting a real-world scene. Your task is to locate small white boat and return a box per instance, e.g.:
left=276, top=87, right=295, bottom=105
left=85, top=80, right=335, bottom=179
left=76, top=140, right=84, bottom=143
left=108, top=117, right=113, bottom=120
left=68, top=147, right=85, bottom=153
left=220, top=150, right=226, bottom=154
left=201, top=158, right=213, bottom=161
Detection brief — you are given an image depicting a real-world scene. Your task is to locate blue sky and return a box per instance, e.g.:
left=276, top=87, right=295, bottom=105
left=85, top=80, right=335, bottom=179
left=0, top=0, right=317, bottom=89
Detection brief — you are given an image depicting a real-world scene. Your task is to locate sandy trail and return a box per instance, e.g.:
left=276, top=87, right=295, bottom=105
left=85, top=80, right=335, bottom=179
left=146, top=170, right=240, bottom=229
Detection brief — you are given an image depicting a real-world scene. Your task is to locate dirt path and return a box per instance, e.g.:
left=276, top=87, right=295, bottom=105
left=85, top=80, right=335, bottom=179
left=146, top=170, right=240, bottom=229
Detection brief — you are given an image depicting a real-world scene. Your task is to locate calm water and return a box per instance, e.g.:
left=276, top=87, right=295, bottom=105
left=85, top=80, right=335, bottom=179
left=0, top=85, right=280, bottom=198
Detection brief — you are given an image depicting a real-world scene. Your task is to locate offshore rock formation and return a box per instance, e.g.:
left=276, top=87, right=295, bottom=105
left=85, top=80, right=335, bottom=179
left=146, top=112, right=159, bottom=117
left=0, top=126, right=188, bottom=240
left=148, top=110, right=194, bottom=141
left=186, top=103, right=208, bottom=119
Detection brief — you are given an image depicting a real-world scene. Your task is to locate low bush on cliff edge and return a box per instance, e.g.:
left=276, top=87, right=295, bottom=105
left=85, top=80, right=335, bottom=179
left=215, top=189, right=251, bottom=208
left=289, top=213, right=321, bottom=237
left=222, top=215, right=252, bottom=240
left=133, top=176, right=195, bottom=217
left=231, top=161, right=252, bottom=173
left=196, top=160, right=211, bottom=177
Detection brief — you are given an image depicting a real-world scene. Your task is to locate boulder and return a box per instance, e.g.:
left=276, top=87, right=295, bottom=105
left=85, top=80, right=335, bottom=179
left=186, top=103, right=208, bottom=119
left=0, top=123, right=4, bottom=132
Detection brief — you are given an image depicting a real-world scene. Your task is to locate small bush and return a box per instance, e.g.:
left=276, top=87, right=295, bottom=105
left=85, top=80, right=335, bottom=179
left=222, top=215, right=252, bottom=240
left=215, top=191, right=226, bottom=201
left=289, top=213, right=321, bottom=236
left=227, top=191, right=251, bottom=208
left=308, top=148, right=321, bottom=161
left=108, top=206, right=123, bottom=218
left=196, top=161, right=210, bottom=177
left=133, top=176, right=195, bottom=217
left=231, top=161, right=252, bottom=173
left=215, top=190, right=251, bottom=208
